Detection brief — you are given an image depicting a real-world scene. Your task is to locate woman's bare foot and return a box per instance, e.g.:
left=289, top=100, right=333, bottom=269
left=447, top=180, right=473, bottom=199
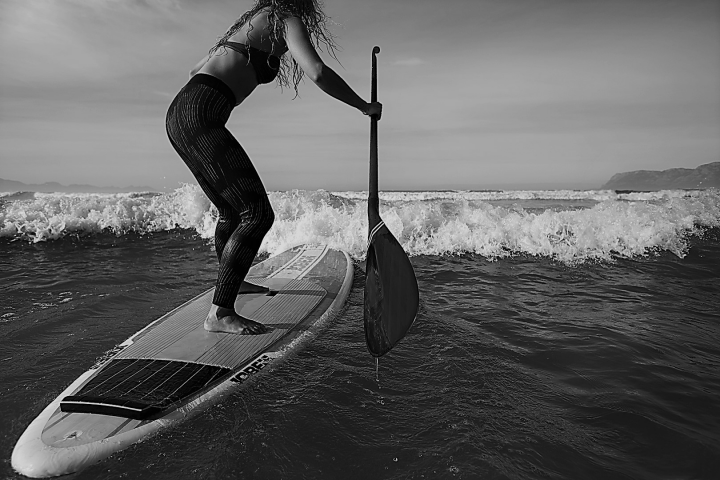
left=205, top=305, right=267, bottom=334
left=238, top=281, right=269, bottom=295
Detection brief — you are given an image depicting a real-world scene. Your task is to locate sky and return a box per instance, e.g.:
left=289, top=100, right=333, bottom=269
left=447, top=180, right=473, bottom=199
left=1, top=0, right=718, bottom=191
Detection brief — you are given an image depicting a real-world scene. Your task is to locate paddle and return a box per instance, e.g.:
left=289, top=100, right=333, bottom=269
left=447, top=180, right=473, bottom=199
left=363, top=46, right=420, bottom=357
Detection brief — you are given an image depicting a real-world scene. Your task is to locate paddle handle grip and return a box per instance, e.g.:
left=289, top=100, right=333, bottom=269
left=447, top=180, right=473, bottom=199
left=369, top=46, right=380, bottom=219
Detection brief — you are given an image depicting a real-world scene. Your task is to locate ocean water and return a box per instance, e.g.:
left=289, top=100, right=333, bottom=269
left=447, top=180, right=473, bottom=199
left=1, top=186, right=719, bottom=479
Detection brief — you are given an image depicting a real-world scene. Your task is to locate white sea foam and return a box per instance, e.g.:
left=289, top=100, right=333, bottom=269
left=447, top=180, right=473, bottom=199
left=1, top=185, right=718, bottom=263
left=333, top=189, right=709, bottom=203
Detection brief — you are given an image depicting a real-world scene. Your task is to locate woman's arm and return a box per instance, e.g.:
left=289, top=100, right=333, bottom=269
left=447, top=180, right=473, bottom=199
left=284, top=17, right=382, bottom=118
left=190, top=54, right=210, bottom=79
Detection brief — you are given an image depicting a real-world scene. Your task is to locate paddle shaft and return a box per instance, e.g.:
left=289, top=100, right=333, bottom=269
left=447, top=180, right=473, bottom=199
left=369, top=46, right=380, bottom=224
left=363, top=45, right=420, bottom=357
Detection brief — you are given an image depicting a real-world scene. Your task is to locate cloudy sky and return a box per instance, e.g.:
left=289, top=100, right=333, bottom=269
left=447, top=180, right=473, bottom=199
left=1, top=0, right=718, bottom=191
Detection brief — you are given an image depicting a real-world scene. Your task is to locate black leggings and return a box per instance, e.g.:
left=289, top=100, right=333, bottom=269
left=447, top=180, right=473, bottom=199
left=166, top=73, right=275, bottom=309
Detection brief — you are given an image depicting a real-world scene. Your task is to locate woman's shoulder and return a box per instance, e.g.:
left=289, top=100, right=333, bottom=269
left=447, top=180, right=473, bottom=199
left=282, top=15, right=307, bottom=31
left=246, top=8, right=301, bottom=30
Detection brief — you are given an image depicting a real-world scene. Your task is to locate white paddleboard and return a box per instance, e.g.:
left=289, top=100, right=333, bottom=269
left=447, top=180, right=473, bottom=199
left=12, top=244, right=353, bottom=478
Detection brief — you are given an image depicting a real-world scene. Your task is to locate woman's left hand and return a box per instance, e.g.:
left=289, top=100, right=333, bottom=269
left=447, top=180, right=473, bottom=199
left=365, top=101, right=383, bottom=120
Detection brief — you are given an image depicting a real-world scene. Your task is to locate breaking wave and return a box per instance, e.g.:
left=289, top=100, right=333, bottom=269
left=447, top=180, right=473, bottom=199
left=2, top=185, right=718, bottom=263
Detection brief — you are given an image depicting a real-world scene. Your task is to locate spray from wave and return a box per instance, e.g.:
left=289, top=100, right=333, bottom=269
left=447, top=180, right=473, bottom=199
left=1, top=185, right=718, bottom=263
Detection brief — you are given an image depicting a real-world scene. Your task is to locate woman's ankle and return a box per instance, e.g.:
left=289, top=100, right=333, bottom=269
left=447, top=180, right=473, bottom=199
left=210, top=304, right=235, bottom=317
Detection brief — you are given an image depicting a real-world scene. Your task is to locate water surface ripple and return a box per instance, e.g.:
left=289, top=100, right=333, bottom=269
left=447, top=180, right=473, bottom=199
left=1, top=230, right=719, bottom=479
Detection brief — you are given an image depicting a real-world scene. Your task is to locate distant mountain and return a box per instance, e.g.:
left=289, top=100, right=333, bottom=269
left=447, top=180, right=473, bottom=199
left=0, top=178, right=158, bottom=194
left=601, top=162, right=720, bottom=190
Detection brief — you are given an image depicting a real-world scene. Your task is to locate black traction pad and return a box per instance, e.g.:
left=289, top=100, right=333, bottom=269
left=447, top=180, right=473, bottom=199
left=60, top=359, right=230, bottom=420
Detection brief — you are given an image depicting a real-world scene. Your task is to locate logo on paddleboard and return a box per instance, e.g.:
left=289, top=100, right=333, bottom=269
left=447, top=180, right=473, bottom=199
left=230, top=354, right=273, bottom=383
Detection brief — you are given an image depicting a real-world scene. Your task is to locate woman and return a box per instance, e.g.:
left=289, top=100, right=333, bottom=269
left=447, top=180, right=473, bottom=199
left=166, top=0, right=381, bottom=335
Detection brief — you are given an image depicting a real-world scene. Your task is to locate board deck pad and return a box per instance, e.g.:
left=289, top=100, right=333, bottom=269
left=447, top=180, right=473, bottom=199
left=58, top=277, right=325, bottom=419
left=60, top=360, right=230, bottom=419
left=114, top=278, right=325, bottom=365
left=12, top=244, right=353, bottom=478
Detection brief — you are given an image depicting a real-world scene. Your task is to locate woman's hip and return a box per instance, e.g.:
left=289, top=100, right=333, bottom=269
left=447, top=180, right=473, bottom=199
left=166, top=74, right=236, bottom=133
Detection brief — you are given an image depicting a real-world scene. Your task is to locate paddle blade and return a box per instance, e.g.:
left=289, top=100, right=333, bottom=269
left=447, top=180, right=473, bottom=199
left=364, top=223, right=419, bottom=357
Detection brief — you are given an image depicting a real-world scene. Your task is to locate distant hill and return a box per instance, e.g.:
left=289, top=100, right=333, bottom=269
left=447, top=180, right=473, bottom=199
left=601, top=162, right=720, bottom=190
left=0, top=178, right=158, bottom=194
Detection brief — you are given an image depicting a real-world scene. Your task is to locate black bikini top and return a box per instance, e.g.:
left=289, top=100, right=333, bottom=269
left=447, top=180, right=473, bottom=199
left=220, top=41, right=281, bottom=85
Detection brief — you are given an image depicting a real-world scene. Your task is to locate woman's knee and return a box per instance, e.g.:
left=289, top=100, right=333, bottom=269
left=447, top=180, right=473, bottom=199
left=246, top=196, right=275, bottom=237
left=217, top=207, right=241, bottom=227
left=257, top=197, right=275, bottom=234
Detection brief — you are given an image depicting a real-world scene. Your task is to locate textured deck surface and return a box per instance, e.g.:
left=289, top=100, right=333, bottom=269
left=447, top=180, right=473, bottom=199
left=57, top=245, right=333, bottom=419
left=115, top=277, right=326, bottom=368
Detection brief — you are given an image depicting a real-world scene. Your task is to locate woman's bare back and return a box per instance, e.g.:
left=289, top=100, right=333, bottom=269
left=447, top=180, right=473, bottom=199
left=198, top=10, right=288, bottom=104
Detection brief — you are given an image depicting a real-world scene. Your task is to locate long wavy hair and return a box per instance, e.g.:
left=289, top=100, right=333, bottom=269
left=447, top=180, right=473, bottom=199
left=208, top=0, right=339, bottom=96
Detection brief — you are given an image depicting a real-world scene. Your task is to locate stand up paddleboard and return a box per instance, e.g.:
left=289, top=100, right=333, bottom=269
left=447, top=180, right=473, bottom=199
left=12, top=244, right=353, bottom=478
